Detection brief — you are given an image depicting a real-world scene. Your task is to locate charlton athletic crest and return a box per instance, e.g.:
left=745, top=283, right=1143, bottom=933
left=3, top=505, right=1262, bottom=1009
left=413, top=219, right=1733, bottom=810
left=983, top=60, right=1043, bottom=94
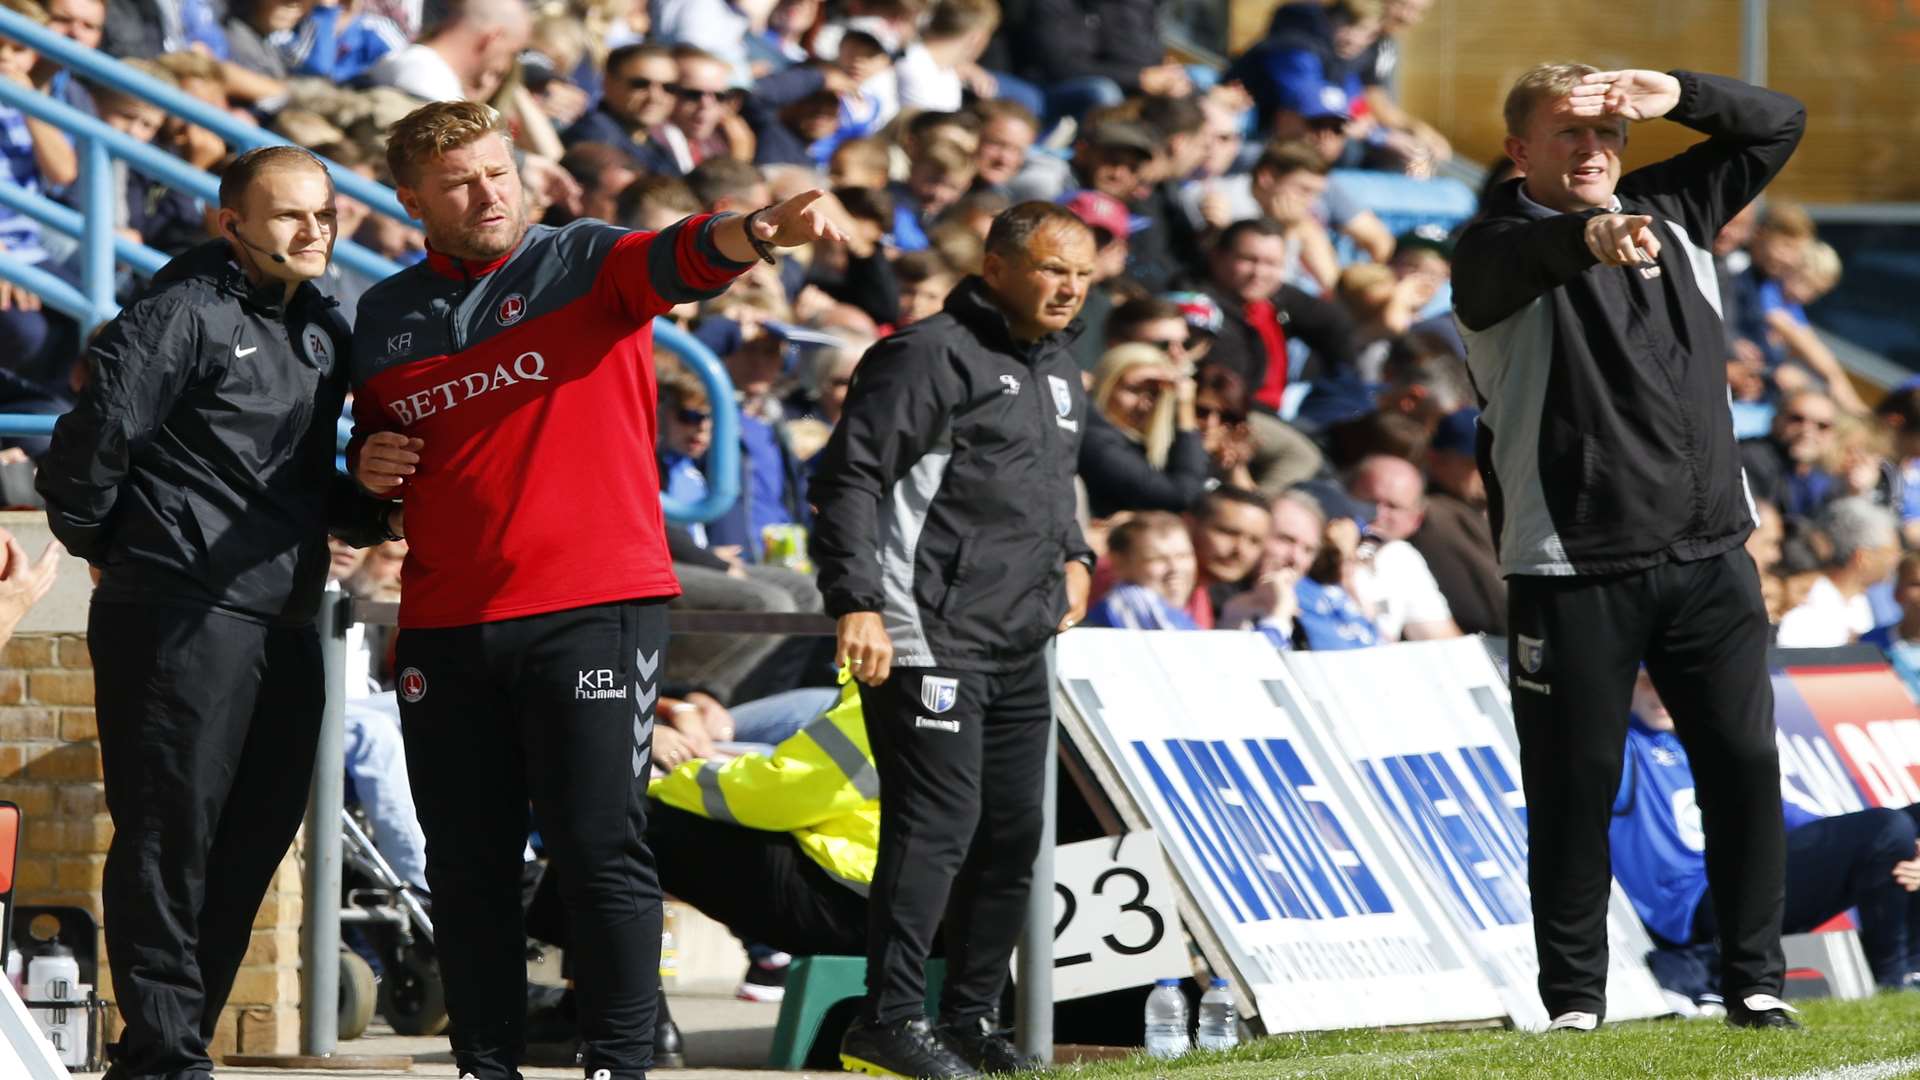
left=1047, top=374, right=1072, bottom=417
left=399, top=667, right=428, bottom=703
left=496, top=293, right=528, bottom=326
left=920, top=676, right=958, bottom=715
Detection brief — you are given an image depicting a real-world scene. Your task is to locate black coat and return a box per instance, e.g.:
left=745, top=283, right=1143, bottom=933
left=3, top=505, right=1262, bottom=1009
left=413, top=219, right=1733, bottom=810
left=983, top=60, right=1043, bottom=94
left=1202, top=282, right=1358, bottom=408
left=39, top=241, right=391, bottom=624
left=1014, top=0, right=1164, bottom=93
left=1079, top=411, right=1212, bottom=518
left=811, top=278, right=1096, bottom=672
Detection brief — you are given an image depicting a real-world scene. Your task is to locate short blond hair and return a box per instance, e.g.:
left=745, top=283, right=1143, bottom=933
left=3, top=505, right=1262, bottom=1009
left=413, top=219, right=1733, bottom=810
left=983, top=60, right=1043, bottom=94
left=1760, top=201, right=1816, bottom=241
left=156, top=50, right=223, bottom=85
left=1503, top=62, right=1600, bottom=137
left=385, top=100, right=509, bottom=188
left=0, top=0, right=48, bottom=25
left=1797, top=240, right=1842, bottom=292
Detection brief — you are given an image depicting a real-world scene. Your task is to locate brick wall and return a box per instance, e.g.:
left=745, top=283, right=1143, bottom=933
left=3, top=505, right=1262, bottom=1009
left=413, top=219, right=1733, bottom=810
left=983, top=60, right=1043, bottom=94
left=0, top=631, right=304, bottom=1059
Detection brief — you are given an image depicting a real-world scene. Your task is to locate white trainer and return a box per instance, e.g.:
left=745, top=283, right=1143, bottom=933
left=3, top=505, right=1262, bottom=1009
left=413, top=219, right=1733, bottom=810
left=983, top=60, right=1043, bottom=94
left=1547, top=1011, right=1599, bottom=1032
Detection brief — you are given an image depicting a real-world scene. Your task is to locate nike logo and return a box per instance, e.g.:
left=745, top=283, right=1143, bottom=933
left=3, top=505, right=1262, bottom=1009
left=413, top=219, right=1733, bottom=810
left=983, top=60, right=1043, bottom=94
left=234, top=345, right=258, bottom=357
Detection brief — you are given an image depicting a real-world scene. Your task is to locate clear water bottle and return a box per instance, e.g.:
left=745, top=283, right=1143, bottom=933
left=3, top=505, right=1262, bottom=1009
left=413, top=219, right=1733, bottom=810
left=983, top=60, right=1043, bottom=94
left=1143, top=978, right=1189, bottom=1059
left=1197, top=977, right=1239, bottom=1051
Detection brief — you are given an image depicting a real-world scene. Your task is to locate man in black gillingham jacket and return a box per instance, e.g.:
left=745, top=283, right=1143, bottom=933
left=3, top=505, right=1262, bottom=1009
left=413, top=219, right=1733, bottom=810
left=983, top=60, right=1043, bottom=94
left=37, top=146, right=398, bottom=1080
left=811, top=202, right=1097, bottom=1079
left=1452, top=67, right=1805, bottom=1033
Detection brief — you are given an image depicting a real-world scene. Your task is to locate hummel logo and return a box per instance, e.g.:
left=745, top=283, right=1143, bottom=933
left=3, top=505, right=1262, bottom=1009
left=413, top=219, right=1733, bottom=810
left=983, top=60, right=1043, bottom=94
left=234, top=345, right=257, bottom=357
left=576, top=668, right=629, bottom=700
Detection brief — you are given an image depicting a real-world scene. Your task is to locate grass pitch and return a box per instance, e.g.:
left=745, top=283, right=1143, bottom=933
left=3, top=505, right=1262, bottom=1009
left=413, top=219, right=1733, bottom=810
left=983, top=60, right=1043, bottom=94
left=1023, top=995, right=1920, bottom=1078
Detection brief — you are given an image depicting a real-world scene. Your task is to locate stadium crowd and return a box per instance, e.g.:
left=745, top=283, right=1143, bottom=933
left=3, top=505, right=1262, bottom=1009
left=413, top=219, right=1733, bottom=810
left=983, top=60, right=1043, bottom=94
left=7, top=0, right=1920, bottom=1063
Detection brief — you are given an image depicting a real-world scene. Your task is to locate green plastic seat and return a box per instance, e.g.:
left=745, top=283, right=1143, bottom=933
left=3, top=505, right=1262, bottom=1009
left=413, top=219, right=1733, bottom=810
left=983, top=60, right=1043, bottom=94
left=765, top=955, right=946, bottom=1069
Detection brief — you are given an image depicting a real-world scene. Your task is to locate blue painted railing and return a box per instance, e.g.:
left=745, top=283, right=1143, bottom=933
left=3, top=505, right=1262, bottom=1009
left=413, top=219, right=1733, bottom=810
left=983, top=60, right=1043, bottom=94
left=0, top=5, right=742, bottom=524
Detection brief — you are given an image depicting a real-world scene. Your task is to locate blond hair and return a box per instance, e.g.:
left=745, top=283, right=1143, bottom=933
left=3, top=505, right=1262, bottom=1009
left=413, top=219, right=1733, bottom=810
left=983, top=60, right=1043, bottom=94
left=1798, top=240, right=1842, bottom=292
left=1761, top=201, right=1817, bottom=241
left=0, top=0, right=48, bottom=24
left=384, top=100, right=509, bottom=188
left=1503, top=62, right=1600, bottom=137
left=155, top=50, right=224, bottom=85
left=1093, top=343, right=1178, bottom=469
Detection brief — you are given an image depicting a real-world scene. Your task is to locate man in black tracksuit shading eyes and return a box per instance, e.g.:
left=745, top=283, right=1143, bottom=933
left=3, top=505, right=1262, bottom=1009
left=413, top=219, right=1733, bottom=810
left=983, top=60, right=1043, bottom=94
left=810, top=202, right=1098, bottom=1079
left=35, top=147, right=396, bottom=1080
left=1452, top=66, right=1805, bottom=1031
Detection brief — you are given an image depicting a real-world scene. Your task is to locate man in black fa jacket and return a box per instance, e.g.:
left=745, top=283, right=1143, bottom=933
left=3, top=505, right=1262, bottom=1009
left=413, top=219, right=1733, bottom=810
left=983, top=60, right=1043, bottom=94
left=1452, top=66, right=1805, bottom=1032
left=37, top=146, right=395, bottom=1080
left=811, top=201, right=1097, bottom=1079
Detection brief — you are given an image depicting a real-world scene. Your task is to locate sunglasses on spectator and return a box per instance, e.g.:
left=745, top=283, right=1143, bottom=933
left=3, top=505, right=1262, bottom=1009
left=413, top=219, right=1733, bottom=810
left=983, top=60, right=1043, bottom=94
left=676, top=408, right=711, bottom=425
left=670, top=85, right=727, bottom=103
left=1141, top=334, right=1196, bottom=351
left=624, top=76, right=666, bottom=91
left=1196, top=405, right=1246, bottom=425
left=1785, top=413, right=1833, bottom=430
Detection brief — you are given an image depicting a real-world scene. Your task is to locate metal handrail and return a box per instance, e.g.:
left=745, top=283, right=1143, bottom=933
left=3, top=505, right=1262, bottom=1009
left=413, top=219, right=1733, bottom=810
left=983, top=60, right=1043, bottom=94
left=0, top=6, right=409, bottom=225
left=0, top=79, right=403, bottom=286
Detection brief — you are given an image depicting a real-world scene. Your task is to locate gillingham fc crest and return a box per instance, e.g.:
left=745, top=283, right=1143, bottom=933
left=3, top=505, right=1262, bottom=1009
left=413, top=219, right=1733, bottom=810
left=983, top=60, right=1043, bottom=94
left=1517, top=635, right=1545, bottom=675
left=399, top=667, right=428, bottom=703
left=920, top=676, right=958, bottom=714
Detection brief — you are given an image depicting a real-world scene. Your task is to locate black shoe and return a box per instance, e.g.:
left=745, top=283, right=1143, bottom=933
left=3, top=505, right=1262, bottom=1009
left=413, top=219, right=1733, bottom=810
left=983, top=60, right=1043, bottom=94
left=934, top=1016, right=1038, bottom=1075
left=840, top=1015, right=981, bottom=1078
left=655, top=1006, right=686, bottom=1067
left=1726, top=993, right=1803, bottom=1030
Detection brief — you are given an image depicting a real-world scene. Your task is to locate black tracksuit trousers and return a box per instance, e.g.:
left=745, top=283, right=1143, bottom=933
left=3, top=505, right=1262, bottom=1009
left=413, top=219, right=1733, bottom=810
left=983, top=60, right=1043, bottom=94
left=857, top=654, right=1051, bottom=1025
left=92, top=601, right=323, bottom=1080
left=1508, top=547, right=1785, bottom=1019
left=396, top=599, right=667, bottom=1080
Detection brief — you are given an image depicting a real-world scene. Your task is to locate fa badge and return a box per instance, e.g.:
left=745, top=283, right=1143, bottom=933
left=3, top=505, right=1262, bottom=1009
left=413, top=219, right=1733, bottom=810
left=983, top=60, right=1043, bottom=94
left=301, top=326, right=332, bottom=368
left=1516, top=635, right=1545, bottom=675
left=920, top=675, right=958, bottom=715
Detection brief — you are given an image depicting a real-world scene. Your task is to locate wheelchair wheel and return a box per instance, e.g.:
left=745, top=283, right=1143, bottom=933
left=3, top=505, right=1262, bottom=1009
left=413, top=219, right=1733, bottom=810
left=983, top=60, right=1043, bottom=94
left=379, top=944, right=449, bottom=1036
left=339, top=950, right=377, bottom=1041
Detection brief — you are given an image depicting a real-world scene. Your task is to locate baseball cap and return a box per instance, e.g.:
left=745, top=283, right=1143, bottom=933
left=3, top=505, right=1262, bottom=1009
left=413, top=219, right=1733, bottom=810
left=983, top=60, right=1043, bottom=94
left=842, top=17, right=904, bottom=59
left=1085, top=121, right=1159, bottom=159
left=1063, top=191, right=1140, bottom=241
left=1394, top=224, right=1456, bottom=261
left=1432, top=408, right=1481, bottom=457
left=1280, top=80, right=1352, bottom=123
left=1161, top=291, right=1223, bottom=337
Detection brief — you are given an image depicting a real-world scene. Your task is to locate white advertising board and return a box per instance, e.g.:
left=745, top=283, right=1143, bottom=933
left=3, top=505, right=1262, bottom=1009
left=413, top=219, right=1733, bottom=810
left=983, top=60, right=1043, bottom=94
left=1283, top=639, right=1670, bottom=1030
left=1056, top=629, right=1507, bottom=1032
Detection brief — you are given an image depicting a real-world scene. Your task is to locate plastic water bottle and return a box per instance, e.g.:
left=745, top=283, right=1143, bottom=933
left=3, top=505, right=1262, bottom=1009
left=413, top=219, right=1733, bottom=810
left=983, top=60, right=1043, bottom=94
left=1143, top=978, right=1189, bottom=1059
left=1197, top=977, right=1239, bottom=1051
left=26, top=942, right=87, bottom=1066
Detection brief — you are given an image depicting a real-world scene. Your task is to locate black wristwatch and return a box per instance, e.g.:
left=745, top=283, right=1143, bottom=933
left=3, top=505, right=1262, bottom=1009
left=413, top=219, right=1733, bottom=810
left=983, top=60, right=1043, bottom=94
left=740, top=206, right=780, bottom=266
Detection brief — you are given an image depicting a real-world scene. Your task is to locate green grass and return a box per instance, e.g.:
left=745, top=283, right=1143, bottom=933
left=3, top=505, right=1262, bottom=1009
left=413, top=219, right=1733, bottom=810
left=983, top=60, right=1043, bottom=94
left=1022, top=995, right=1920, bottom=1079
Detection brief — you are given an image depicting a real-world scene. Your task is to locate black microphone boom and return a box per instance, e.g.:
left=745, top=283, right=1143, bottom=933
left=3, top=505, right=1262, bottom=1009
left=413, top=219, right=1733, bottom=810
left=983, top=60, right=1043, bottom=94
left=233, top=230, right=288, bottom=264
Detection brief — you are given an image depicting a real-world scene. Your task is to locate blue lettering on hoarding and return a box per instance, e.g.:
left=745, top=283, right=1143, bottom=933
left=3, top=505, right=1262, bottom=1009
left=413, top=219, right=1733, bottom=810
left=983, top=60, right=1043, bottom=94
left=1248, top=738, right=1391, bottom=917
left=1364, top=748, right=1529, bottom=929
left=1129, top=737, right=1391, bottom=923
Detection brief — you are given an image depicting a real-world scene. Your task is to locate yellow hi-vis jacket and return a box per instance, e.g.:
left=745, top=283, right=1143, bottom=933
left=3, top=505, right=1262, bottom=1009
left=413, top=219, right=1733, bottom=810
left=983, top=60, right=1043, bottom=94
left=648, top=675, right=878, bottom=894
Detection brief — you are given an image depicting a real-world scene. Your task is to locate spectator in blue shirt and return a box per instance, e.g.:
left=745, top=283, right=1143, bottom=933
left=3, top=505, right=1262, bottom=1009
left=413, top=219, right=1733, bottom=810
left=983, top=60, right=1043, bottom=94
left=1611, top=670, right=1920, bottom=996
left=1227, top=0, right=1377, bottom=140
left=275, top=0, right=408, bottom=83
left=0, top=0, right=81, bottom=398
left=1219, top=488, right=1380, bottom=651
left=31, top=0, right=103, bottom=120
left=1084, top=512, right=1199, bottom=630
left=1864, top=552, right=1920, bottom=706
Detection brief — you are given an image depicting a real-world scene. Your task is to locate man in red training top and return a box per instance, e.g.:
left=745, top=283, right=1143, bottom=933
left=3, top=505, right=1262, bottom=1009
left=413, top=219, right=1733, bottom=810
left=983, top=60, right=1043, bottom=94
left=347, top=100, right=844, bottom=1080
